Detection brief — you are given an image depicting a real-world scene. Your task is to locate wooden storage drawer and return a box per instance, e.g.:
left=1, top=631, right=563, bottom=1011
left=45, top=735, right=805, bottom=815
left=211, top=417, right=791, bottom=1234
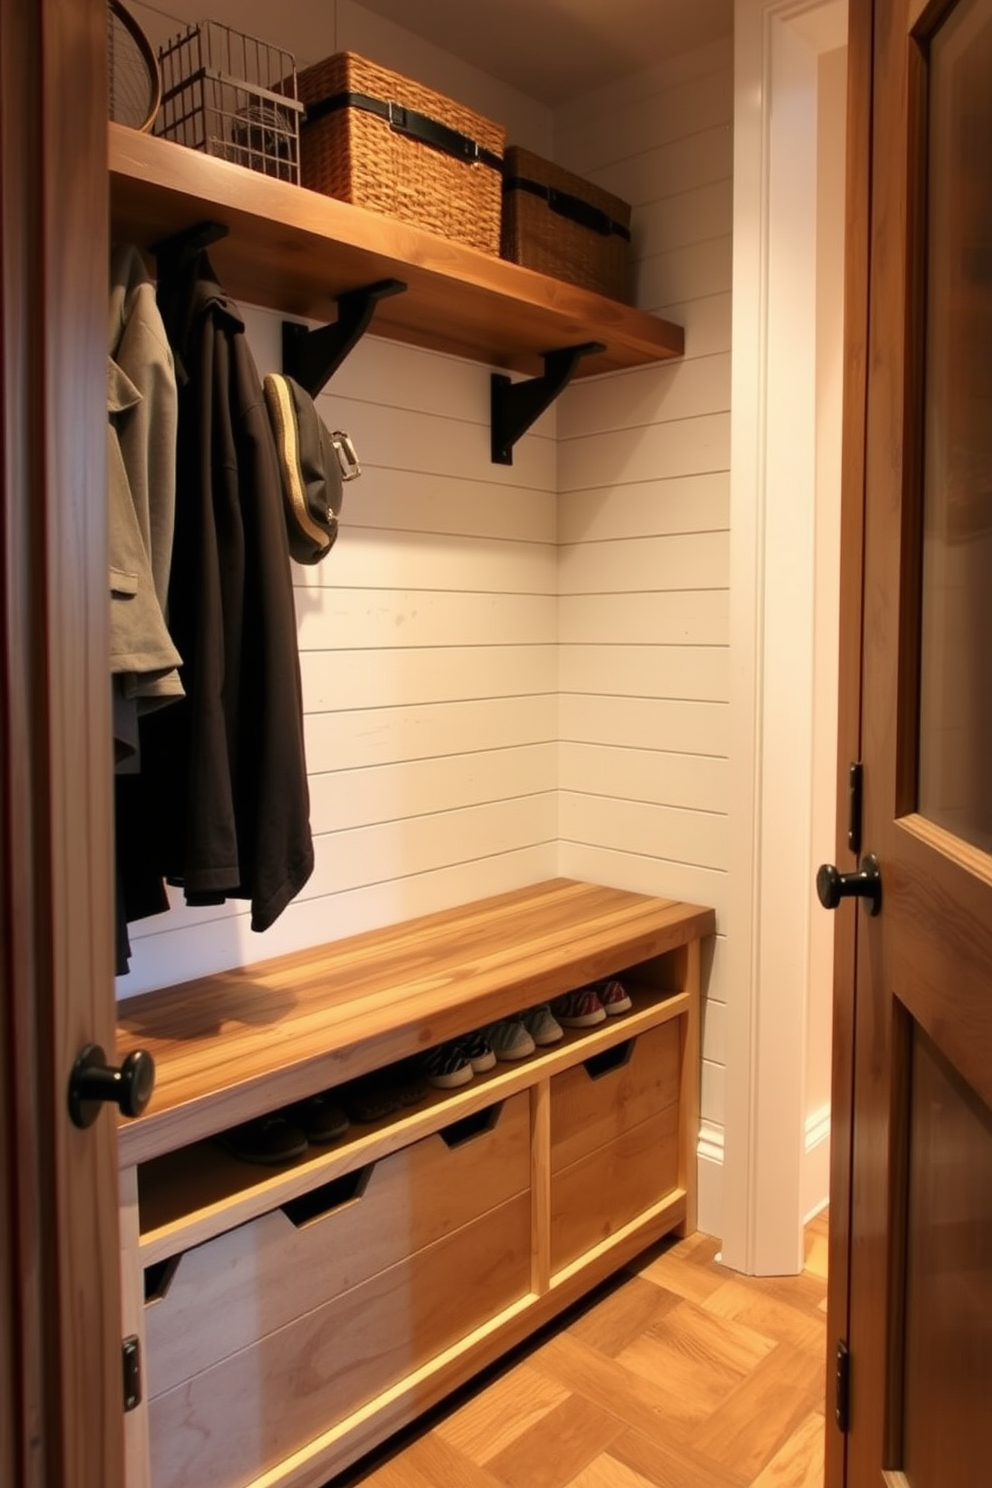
left=149, top=1190, right=531, bottom=1488
left=550, top=1102, right=679, bottom=1273
left=145, top=1093, right=529, bottom=1399
left=550, top=1020, right=681, bottom=1173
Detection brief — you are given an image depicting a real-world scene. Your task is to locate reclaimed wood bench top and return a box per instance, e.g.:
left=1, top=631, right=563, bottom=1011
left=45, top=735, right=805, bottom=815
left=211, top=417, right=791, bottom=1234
left=115, top=878, right=714, bottom=1165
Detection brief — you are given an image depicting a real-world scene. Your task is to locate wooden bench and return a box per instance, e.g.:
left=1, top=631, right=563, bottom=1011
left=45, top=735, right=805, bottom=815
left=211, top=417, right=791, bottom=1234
left=115, top=878, right=715, bottom=1488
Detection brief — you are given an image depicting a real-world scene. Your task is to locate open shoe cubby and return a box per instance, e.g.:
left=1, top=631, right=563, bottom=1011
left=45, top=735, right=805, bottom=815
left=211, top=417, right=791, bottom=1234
left=116, top=879, right=714, bottom=1488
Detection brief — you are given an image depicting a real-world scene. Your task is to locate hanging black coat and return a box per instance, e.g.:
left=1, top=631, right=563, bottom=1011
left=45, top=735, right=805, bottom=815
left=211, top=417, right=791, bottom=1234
left=126, top=251, right=314, bottom=933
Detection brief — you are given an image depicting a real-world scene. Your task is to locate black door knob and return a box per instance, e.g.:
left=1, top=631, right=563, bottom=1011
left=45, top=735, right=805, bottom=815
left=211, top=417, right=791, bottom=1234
left=68, top=1044, right=155, bottom=1129
left=816, top=853, right=882, bottom=916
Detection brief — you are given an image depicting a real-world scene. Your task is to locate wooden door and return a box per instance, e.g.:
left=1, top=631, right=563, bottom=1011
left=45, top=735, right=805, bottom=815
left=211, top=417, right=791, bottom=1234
left=832, top=0, right=992, bottom=1483
left=1, top=0, right=125, bottom=1484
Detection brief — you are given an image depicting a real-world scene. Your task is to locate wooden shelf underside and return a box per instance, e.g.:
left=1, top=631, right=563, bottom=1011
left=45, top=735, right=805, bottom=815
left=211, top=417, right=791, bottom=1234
left=109, top=124, right=684, bottom=380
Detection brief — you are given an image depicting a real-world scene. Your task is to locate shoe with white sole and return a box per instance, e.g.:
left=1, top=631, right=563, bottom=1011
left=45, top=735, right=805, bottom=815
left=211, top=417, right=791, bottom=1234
left=550, top=988, right=607, bottom=1028
left=422, top=1043, right=474, bottom=1089
left=455, top=1030, right=497, bottom=1073
left=481, top=1019, right=536, bottom=1061
left=521, top=1003, right=564, bottom=1045
left=592, top=978, right=632, bottom=1016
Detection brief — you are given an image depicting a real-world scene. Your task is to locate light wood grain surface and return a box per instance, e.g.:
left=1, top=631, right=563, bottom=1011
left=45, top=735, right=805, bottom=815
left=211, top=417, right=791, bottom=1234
left=332, top=1212, right=830, bottom=1488
left=116, top=879, right=714, bottom=1165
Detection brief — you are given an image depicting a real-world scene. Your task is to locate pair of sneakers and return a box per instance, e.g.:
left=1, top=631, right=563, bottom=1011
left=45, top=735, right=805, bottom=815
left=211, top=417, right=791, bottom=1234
left=421, top=1030, right=498, bottom=1089
left=422, top=1001, right=565, bottom=1088
left=482, top=1000, right=567, bottom=1061
left=551, top=977, right=632, bottom=1028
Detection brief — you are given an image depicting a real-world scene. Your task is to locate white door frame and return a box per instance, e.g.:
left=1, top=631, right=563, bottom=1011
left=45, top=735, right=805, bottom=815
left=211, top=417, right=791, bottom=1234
left=723, top=0, right=847, bottom=1274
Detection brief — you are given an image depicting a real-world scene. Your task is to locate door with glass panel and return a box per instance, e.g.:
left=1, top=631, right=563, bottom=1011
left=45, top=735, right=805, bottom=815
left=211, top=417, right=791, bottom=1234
left=836, top=0, right=992, bottom=1481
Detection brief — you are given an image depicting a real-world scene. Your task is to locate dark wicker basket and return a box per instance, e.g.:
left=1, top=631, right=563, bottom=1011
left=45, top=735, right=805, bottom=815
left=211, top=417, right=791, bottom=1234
left=298, top=52, right=505, bottom=254
left=501, top=146, right=633, bottom=302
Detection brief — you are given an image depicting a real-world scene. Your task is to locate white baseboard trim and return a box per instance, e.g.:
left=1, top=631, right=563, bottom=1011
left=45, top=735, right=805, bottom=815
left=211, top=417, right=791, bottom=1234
left=694, top=1112, right=829, bottom=1244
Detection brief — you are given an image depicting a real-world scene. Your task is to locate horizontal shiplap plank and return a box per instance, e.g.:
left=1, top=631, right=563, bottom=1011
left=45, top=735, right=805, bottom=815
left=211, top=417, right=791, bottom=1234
left=559, top=743, right=728, bottom=813
left=634, top=180, right=733, bottom=261
left=304, top=795, right=558, bottom=899
left=701, top=1057, right=726, bottom=1126
left=118, top=846, right=557, bottom=996
left=658, top=292, right=733, bottom=358
left=557, top=843, right=728, bottom=924
left=556, top=63, right=734, bottom=177
left=558, top=473, right=729, bottom=544
left=305, top=695, right=557, bottom=773
left=604, top=124, right=734, bottom=208
left=558, top=413, right=730, bottom=491
left=292, top=397, right=556, bottom=493
left=295, top=591, right=557, bottom=650
left=309, top=744, right=556, bottom=834
left=294, top=528, right=556, bottom=595
left=554, top=36, right=733, bottom=135
left=635, top=235, right=733, bottom=314
left=702, top=994, right=727, bottom=1066
left=559, top=791, right=727, bottom=870
left=558, top=644, right=728, bottom=703
left=559, top=354, right=731, bottom=441
left=300, top=645, right=557, bottom=711
left=559, top=591, right=728, bottom=647
left=559, top=532, right=729, bottom=595
left=704, top=933, right=729, bottom=1007
left=345, top=467, right=557, bottom=543
left=560, top=694, right=728, bottom=758
left=320, top=329, right=508, bottom=423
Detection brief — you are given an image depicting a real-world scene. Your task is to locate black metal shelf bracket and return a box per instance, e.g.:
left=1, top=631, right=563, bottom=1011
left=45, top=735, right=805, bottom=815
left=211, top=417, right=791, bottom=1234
left=282, top=278, right=407, bottom=397
left=152, top=220, right=230, bottom=284
left=490, top=340, right=605, bottom=465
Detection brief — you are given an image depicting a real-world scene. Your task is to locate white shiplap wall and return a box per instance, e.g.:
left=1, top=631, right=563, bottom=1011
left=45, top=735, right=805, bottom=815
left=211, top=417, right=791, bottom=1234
left=119, top=0, right=559, bottom=992
left=553, top=38, right=734, bottom=1222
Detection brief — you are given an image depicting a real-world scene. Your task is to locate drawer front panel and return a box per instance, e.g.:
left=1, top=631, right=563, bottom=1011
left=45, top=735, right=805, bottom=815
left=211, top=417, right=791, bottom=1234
left=550, top=1019, right=680, bottom=1173
left=550, top=1104, right=679, bottom=1273
left=145, top=1092, right=528, bottom=1399
left=149, top=1192, right=531, bottom=1488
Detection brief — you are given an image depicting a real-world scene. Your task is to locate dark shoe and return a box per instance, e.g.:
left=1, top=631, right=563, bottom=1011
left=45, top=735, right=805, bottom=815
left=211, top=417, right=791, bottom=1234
left=290, top=1092, right=350, bottom=1144
left=222, top=1113, right=308, bottom=1165
left=422, top=1043, right=474, bottom=1089
left=341, top=1079, right=402, bottom=1124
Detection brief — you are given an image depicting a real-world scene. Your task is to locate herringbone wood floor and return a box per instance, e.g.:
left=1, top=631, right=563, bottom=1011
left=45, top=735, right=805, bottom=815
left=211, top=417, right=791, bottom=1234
left=334, top=1213, right=829, bottom=1488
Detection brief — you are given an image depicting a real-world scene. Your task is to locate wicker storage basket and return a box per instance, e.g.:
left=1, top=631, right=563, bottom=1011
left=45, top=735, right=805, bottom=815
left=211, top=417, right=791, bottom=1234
left=501, top=146, right=633, bottom=302
left=298, top=53, right=505, bottom=254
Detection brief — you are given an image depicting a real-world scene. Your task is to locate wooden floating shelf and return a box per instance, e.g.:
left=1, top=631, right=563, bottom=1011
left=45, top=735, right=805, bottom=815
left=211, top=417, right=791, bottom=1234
left=108, top=123, right=684, bottom=380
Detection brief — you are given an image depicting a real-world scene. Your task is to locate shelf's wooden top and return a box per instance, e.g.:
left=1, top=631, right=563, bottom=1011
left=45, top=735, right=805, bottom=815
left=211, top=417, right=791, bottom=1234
left=109, top=124, right=683, bottom=379
left=116, top=879, right=713, bottom=1166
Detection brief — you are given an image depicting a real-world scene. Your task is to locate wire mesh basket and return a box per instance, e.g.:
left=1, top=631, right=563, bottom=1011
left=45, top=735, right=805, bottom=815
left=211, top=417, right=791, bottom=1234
left=156, top=20, right=303, bottom=183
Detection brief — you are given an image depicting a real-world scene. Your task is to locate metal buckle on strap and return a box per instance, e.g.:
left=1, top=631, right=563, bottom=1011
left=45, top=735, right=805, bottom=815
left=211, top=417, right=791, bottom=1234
left=386, top=100, right=408, bottom=132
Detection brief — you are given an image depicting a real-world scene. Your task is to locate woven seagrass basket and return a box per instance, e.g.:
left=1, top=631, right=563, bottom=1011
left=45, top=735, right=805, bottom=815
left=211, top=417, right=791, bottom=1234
left=501, top=146, right=633, bottom=303
left=298, top=52, right=505, bottom=255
